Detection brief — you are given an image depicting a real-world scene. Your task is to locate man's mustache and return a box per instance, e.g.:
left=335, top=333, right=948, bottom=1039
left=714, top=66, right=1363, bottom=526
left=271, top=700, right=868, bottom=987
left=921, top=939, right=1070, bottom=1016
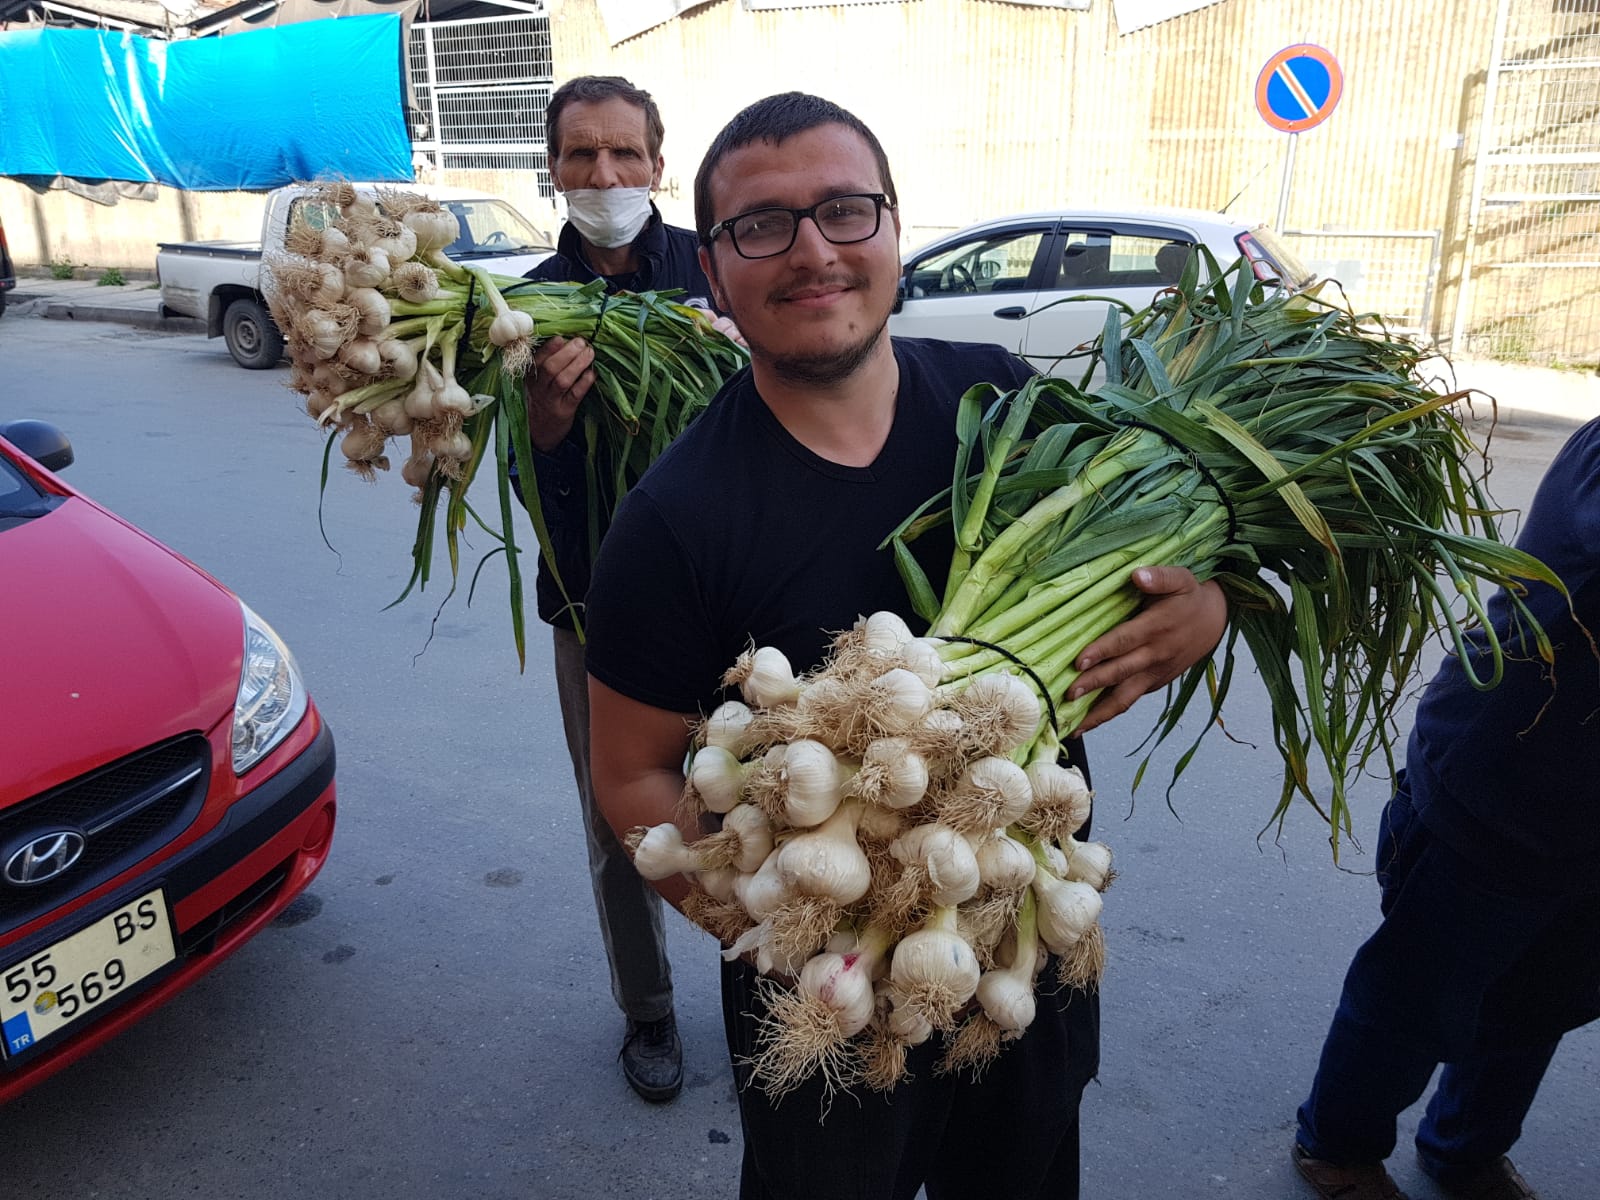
left=768, top=274, right=873, bottom=302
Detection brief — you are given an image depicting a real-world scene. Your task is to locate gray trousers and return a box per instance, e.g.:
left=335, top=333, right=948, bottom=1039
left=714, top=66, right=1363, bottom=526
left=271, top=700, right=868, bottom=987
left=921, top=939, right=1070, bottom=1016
left=553, top=626, right=673, bottom=1023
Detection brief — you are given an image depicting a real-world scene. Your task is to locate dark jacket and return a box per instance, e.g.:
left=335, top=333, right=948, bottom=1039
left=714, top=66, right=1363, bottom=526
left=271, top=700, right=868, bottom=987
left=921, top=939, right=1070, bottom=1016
left=519, top=206, right=714, bottom=630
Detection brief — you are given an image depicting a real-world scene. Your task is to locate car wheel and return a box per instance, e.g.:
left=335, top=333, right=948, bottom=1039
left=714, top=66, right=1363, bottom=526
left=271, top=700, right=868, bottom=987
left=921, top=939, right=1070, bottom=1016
left=223, top=297, right=284, bottom=369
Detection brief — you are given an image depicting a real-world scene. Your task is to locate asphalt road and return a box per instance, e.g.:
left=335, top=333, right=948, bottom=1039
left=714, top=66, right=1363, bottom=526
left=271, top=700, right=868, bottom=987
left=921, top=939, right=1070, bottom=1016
left=0, top=318, right=1593, bottom=1199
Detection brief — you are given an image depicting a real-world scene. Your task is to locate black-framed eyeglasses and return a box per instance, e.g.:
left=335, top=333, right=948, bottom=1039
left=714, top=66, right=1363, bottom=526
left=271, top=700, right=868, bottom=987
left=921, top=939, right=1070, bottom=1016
left=705, top=193, right=894, bottom=260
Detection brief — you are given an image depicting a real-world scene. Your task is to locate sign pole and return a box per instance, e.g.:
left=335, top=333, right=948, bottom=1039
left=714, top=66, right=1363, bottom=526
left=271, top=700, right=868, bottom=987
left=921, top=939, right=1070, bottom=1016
left=1275, top=132, right=1298, bottom=231
left=1256, top=44, right=1342, bottom=230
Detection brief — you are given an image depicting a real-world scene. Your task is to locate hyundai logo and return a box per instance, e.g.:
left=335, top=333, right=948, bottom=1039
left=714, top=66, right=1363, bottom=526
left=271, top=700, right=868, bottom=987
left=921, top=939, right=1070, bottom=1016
left=3, top=830, right=87, bottom=887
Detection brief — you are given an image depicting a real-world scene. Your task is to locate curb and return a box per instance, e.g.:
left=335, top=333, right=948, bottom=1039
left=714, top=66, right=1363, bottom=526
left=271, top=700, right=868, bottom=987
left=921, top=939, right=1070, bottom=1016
left=41, top=302, right=205, bottom=335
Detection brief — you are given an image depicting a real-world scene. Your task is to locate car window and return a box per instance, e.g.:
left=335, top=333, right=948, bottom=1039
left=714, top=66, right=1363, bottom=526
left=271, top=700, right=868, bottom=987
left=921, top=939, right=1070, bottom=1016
left=907, top=230, right=1046, bottom=298
left=290, top=198, right=339, bottom=232
left=442, top=200, right=554, bottom=258
left=0, top=455, right=32, bottom=501
left=0, top=452, right=45, bottom=522
left=1057, top=232, right=1196, bottom=289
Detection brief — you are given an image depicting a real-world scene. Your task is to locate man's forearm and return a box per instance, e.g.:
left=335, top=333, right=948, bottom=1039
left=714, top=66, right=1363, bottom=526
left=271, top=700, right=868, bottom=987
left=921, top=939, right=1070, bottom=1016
left=596, top=766, right=695, bottom=910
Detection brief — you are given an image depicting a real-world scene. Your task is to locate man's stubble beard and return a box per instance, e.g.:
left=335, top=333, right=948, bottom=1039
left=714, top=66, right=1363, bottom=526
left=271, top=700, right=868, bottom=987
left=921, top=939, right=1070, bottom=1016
left=739, top=286, right=894, bottom=387
left=754, top=321, right=889, bottom=388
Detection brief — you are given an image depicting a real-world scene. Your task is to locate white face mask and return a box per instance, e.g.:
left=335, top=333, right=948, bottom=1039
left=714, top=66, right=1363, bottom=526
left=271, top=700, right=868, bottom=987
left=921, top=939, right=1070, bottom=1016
left=562, top=187, right=653, bottom=250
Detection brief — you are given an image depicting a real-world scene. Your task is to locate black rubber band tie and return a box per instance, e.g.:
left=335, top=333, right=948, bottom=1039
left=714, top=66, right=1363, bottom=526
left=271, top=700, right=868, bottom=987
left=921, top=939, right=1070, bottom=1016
left=1112, top=416, right=1240, bottom=546
left=939, top=634, right=1062, bottom=745
left=460, top=274, right=479, bottom=375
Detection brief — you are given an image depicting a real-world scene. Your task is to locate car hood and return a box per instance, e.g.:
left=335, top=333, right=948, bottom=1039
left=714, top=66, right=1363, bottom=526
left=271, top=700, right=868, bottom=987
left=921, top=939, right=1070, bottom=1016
left=0, top=497, right=242, bottom=806
left=453, top=249, right=554, bottom=276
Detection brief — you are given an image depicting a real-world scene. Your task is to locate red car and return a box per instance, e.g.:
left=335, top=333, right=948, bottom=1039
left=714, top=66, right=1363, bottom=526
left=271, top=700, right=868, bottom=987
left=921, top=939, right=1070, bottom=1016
left=0, top=419, right=336, bottom=1102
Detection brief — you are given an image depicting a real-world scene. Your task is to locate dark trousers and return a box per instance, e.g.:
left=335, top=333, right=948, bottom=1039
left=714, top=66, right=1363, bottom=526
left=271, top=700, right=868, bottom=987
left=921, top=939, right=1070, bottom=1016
left=1296, top=781, right=1600, bottom=1183
left=722, top=957, right=1098, bottom=1200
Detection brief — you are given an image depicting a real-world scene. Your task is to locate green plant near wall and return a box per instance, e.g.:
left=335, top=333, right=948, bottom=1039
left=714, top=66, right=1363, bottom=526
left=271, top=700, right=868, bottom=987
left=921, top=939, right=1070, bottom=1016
left=96, top=267, right=126, bottom=287
left=49, top=258, right=76, bottom=280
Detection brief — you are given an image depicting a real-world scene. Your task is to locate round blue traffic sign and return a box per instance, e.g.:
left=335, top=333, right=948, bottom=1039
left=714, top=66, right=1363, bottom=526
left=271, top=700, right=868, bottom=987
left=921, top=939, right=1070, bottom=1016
left=1256, top=44, right=1343, bottom=134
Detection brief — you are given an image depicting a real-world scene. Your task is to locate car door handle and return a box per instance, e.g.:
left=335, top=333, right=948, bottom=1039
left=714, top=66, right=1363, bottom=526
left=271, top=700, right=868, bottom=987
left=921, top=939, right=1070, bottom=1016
left=993, top=306, right=1027, bottom=320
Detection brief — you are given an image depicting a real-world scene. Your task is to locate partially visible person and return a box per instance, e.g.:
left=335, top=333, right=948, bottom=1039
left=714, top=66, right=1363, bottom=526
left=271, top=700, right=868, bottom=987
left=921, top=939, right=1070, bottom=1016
left=517, top=74, right=733, bottom=1103
left=584, top=91, right=1228, bottom=1200
left=1293, top=416, right=1600, bottom=1200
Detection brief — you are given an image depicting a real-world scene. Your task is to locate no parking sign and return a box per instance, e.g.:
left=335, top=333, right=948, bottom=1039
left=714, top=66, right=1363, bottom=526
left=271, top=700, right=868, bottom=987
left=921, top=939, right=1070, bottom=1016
left=1256, top=43, right=1343, bottom=134
left=1257, top=43, right=1343, bottom=228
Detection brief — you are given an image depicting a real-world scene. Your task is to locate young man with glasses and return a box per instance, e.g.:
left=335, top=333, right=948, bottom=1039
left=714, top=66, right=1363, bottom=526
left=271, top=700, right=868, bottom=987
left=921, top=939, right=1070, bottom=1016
left=583, top=92, right=1227, bottom=1198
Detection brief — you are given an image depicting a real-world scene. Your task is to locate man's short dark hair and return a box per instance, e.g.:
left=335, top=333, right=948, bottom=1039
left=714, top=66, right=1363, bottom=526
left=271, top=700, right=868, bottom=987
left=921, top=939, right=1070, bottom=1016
left=545, top=75, right=665, bottom=162
left=693, top=93, right=898, bottom=243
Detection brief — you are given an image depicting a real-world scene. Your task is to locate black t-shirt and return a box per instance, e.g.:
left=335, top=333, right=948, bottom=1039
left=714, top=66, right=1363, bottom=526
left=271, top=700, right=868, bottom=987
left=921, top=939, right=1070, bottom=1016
left=585, top=337, right=1034, bottom=715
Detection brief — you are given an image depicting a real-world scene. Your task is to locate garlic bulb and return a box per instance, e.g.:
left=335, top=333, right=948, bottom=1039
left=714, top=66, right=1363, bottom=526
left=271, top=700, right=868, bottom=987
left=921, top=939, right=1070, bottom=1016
left=703, top=701, right=755, bottom=755
left=778, top=739, right=848, bottom=827
left=889, top=907, right=981, bottom=1025
left=900, top=637, right=946, bottom=689
left=626, top=823, right=697, bottom=881
left=731, top=645, right=803, bottom=708
left=775, top=802, right=870, bottom=904
left=720, top=803, right=775, bottom=875
left=1032, top=871, right=1103, bottom=954
left=890, top=823, right=981, bottom=907
left=689, top=744, right=746, bottom=814
left=973, top=830, right=1037, bottom=891
left=856, top=737, right=930, bottom=809
left=869, top=667, right=935, bottom=733
left=732, top=851, right=790, bottom=922
left=1064, top=838, right=1114, bottom=892
left=861, top=610, right=914, bottom=656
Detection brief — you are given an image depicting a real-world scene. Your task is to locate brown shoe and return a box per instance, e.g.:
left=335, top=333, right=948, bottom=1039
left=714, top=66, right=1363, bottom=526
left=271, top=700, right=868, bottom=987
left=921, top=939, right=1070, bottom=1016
left=1293, top=1144, right=1411, bottom=1200
left=1425, top=1156, right=1539, bottom=1200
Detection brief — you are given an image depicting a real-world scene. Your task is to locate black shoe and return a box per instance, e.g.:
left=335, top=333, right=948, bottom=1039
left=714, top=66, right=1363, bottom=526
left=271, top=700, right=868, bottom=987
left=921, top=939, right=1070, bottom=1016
left=620, top=1015, right=682, bottom=1102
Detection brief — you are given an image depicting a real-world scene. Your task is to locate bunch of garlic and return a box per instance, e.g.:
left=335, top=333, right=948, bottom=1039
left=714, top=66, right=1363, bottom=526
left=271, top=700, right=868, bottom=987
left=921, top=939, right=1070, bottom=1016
left=623, top=609, right=1115, bottom=1097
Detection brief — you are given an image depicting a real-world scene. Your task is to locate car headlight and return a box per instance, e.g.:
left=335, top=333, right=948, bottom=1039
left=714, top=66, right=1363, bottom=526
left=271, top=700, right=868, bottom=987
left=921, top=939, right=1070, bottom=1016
left=232, top=603, right=309, bottom=776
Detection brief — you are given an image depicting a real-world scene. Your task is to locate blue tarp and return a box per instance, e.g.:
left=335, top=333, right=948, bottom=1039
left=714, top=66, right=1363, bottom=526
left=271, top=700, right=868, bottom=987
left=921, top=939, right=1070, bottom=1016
left=0, top=16, right=413, bottom=189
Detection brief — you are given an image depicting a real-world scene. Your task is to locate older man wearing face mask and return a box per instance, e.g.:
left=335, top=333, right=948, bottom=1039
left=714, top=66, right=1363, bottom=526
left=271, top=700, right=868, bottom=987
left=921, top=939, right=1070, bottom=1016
left=518, top=75, right=730, bottom=1103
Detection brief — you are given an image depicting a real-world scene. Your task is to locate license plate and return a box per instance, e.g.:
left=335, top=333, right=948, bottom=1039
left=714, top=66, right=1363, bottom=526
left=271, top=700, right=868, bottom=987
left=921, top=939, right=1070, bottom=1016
left=1, top=888, right=175, bottom=1058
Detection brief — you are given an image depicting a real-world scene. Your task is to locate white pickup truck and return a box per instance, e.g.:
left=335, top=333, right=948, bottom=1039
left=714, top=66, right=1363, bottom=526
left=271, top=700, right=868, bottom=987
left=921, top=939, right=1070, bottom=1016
left=157, top=182, right=555, bottom=368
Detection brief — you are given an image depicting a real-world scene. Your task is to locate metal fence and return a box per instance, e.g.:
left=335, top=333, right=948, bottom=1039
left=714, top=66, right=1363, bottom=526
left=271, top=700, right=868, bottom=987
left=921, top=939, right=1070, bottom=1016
left=406, top=10, right=554, bottom=193
left=1285, top=230, right=1444, bottom=340
left=1453, top=0, right=1600, bottom=364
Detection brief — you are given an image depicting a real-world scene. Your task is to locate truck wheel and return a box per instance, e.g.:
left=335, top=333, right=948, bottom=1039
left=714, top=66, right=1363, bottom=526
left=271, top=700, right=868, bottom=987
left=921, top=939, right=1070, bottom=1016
left=223, top=298, right=284, bottom=369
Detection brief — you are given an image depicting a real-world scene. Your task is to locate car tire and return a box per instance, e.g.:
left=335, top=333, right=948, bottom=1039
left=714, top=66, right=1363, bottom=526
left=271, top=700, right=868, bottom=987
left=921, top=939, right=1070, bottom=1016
left=223, top=297, right=284, bottom=369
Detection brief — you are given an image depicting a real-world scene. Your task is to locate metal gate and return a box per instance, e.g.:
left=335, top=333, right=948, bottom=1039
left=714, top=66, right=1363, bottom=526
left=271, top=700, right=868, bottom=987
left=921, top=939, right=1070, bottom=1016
left=406, top=8, right=555, bottom=195
left=1283, top=229, right=1443, bottom=339
left=1453, top=0, right=1600, bottom=365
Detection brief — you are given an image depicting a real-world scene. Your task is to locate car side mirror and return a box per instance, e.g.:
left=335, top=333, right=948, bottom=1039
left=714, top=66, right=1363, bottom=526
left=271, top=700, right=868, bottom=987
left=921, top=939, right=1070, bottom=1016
left=0, top=419, right=75, bottom=473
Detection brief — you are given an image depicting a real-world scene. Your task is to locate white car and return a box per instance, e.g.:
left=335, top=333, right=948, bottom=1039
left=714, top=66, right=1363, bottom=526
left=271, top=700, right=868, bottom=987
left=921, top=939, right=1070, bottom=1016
left=157, top=183, right=554, bottom=369
left=890, top=207, right=1314, bottom=379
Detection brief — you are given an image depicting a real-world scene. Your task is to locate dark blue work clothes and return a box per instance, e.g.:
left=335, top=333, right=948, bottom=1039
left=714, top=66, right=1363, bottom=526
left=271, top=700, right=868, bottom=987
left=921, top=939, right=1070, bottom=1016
left=1295, top=778, right=1600, bottom=1183
left=1298, top=416, right=1600, bottom=1180
left=517, top=207, right=713, bottom=630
